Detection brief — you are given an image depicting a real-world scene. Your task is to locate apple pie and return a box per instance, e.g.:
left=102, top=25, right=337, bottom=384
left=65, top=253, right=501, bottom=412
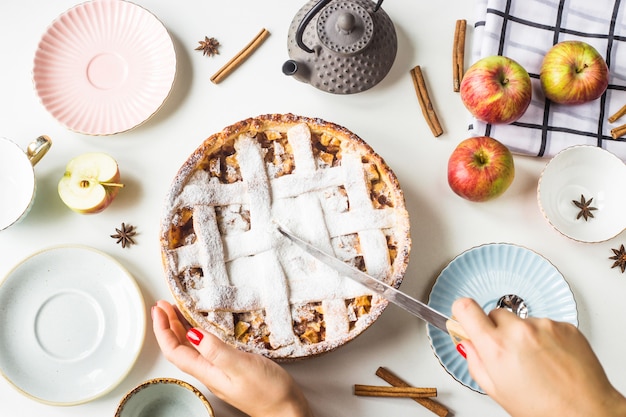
left=160, top=114, right=411, bottom=360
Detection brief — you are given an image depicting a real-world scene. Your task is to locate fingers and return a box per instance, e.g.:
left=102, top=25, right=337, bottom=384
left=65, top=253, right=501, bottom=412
left=155, top=300, right=188, bottom=339
left=183, top=325, right=272, bottom=405
left=152, top=302, right=206, bottom=377
left=186, top=326, right=266, bottom=386
left=151, top=300, right=312, bottom=417
left=457, top=338, right=495, bottom=393
left=451, top=298, right=502, bottom=393
left=152, top=303, right=183, bottom=349
left=180, top=325, right=311, bottom=417
left=155, top=299, right=178, bottom=320
left=151, top=301, right=241, bottom=388
left=452, top=298, right=523, bottom=338
left=451, top=298, right=495, bottom=338
left=186, top=326, right=240, bottom=369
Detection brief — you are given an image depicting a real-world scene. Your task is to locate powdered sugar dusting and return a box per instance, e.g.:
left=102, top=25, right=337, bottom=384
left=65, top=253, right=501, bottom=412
left=160, top=115, right=410, bottom=359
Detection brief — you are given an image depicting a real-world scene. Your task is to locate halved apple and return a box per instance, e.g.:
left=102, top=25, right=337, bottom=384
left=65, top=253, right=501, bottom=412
left=58, top=152, right=124, bottom=214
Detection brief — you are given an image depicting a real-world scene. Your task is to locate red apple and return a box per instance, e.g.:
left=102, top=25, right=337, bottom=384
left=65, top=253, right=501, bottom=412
left=460, top=55, right=532, bottom=124
left=448, top=136, right=515, bottom=202
left=539, top=40, right=609, bottom=105
left=58, top=152, right=124, bottom=214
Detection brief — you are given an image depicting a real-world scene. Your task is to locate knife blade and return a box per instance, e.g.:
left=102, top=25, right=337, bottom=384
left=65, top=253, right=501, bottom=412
left=277, top=226, right=467, bottom=344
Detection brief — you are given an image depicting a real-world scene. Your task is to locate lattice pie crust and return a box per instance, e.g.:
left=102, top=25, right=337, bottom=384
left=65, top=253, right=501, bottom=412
left=160, top=114, right=411, bottom=359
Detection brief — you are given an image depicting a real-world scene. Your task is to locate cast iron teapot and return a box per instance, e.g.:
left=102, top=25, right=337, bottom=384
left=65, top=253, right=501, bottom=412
left=283, top=0, right=397, bottom=94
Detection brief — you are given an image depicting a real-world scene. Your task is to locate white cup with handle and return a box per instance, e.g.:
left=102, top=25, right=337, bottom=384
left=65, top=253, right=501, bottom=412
left=0, top=135, right=52, bottom=231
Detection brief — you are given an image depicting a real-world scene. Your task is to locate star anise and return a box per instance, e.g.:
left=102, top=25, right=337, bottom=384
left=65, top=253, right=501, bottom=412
left=195, top=36, right=220, bottom=56
left=111, top=223, right=137, bottom=248
left=610, top=244, right=626, bottom=273
left=572, top=194, right=597, bottom=221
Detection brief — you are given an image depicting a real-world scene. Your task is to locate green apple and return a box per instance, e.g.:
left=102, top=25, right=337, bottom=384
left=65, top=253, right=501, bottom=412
left=540, top=40, right=609, bottom=104
left=58, top=152, right=123, bottom=214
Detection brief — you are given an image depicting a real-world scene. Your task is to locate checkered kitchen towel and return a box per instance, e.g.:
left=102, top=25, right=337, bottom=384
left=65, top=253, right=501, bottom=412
left=470, top=0, right=626, bottom=161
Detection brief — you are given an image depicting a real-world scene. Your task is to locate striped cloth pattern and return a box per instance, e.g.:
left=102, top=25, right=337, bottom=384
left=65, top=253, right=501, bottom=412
left=471, top=0, right=626, bottom=161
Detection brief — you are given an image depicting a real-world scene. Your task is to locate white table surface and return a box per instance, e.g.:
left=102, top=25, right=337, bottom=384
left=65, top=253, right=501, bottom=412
left=2, top=1, right=625, bottom=416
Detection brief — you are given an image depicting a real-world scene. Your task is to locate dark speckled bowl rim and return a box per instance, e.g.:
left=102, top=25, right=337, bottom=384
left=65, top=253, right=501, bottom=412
left=115, top=377, right=214, bottom=417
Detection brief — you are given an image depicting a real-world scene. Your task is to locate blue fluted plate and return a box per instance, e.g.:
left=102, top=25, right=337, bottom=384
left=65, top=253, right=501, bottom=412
left=426, top=243, right=578, bottom=393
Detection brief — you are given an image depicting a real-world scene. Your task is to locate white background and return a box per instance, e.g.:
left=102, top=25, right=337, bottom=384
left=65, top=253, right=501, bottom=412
left=1, top=1, right=625, bottom=416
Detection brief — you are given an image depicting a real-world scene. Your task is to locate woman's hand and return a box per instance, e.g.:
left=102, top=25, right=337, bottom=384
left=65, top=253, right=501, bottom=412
left=452, top=297, right=626, bottom=417
left=152, top=300, right=314, bottom=417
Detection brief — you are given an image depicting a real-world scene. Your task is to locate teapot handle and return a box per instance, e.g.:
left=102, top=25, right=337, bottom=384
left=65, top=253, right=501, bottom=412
left=296, top=0, right=385, bottom=53
left=296, top=0, right=332, bottom=53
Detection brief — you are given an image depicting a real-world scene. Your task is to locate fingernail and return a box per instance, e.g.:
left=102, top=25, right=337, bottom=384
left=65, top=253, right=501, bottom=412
left=187, top=328, right=204, bottom=346
left=150, top=306, right=156, bottom=320
left=456, top=343, right=467, bottom=359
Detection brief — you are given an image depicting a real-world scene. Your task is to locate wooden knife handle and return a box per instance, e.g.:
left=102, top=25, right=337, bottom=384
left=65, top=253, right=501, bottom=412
left=446, top=318, right=469, bottom=346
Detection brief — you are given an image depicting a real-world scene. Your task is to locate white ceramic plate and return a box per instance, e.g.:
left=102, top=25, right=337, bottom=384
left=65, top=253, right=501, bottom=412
left=0, top=245, right=146, bottom=405
left=427, top=243, right=578, bottom=393
left=33, top=0, right=176, bottom=135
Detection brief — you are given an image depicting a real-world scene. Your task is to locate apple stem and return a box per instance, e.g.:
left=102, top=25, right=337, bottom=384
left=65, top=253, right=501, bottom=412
left=101, top=182, right=125, bottom=188
left=497, top=68, right=510, bottom=86
left=474, top=150, right=489, bottom=166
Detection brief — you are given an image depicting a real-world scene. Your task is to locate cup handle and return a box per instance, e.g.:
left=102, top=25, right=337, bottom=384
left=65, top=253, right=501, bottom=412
left=26, top=135, right=52, bottom=166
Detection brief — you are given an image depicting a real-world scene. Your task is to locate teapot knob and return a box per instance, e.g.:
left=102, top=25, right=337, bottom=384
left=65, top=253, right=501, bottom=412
left=336, top=12, right=355, bottom=34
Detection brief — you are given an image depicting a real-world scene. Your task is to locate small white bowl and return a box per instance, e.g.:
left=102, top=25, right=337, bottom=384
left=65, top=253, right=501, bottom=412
left=537, top=145, right=626, bottom=243
left=115, top=378, right=214, bottom=417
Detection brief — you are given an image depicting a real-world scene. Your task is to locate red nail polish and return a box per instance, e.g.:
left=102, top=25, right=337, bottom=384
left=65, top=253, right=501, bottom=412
left=456, top=343, right=467, bottom=359
left=187, top=328, right=204, bottom=346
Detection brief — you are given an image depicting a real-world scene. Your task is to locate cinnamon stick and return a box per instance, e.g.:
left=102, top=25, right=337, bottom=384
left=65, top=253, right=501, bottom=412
left=376, top=367, right=449, bottom=417
left=609, top=104, right=626, bottom=123
left=354, top=384, right=437, bottom=398
left=453, top=19, right=467, bottom=92
left=610, top=123, right=626, bottom=139
left=210, top=28, right=270, bottom=84
left=410, top=65, right=444, bottom=137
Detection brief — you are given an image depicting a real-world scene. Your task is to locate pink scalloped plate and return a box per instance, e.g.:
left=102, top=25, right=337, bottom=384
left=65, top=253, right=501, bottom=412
left=33, top=0, right=176, bottom=135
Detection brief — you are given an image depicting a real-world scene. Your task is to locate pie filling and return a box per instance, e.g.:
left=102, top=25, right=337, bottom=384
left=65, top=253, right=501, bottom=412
left=161, top=114, right=410, bottom=359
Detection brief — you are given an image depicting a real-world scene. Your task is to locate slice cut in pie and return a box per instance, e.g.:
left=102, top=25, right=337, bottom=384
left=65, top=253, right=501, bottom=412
left=160, top=114, right=411, bottom=360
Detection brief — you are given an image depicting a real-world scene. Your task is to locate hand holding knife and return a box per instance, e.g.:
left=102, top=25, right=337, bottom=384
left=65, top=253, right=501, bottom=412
left=276, top=225, right=469, bottom=347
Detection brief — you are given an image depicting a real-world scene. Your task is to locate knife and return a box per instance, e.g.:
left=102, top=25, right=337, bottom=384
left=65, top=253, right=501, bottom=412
left=277, top=226, right=468, bottom=346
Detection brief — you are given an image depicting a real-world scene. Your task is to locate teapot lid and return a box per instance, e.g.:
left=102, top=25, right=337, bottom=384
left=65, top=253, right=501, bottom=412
left=317, top=2, right=373, bottom=55
left=285, top=0, right=398, bottom=94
